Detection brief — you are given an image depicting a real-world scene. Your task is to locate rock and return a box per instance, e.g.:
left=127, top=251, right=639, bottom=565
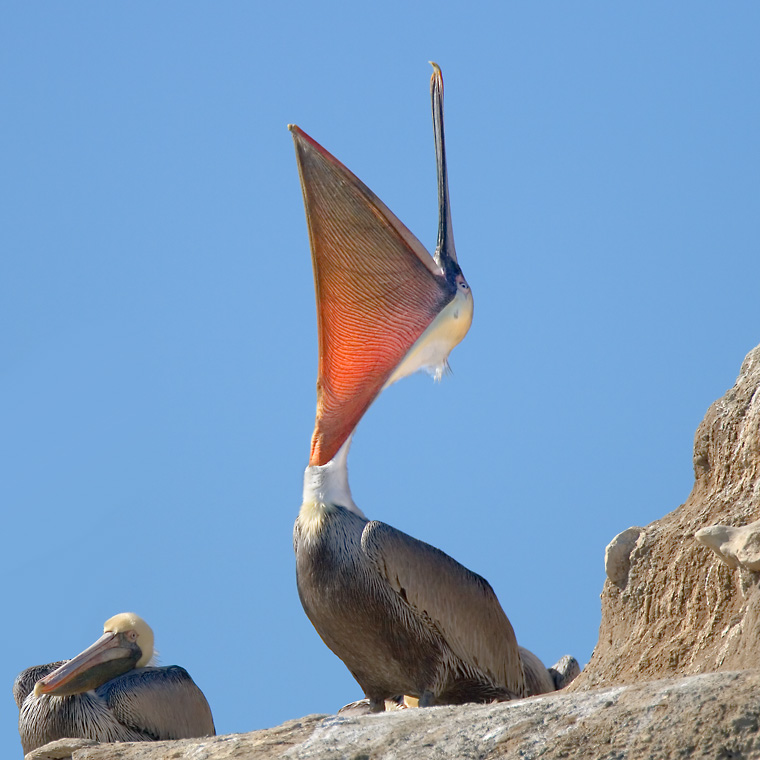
left=696, top=519, right=760, bottom=572
left=43, top=670, right=760, bottom=760
left=26, top=738, right=98, bottom=759
left=548, top=654, right=581, bottom=690
left=604, top=526, right=643, bottom=587
left=574, top=344, right=760, bottom=690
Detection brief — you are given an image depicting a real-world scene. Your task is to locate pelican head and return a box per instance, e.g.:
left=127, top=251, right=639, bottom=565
left=34, top=612, right=155, bottom=698
left=291, top=63, right=472, bottom=472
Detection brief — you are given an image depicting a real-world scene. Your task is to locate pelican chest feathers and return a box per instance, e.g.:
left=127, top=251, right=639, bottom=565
left=14, top=612, right=215, bottom=755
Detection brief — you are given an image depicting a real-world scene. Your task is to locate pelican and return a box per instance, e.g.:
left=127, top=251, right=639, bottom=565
left=14, top=612, right=215, bottom=755
left=290, top=64, right=561, bottom=711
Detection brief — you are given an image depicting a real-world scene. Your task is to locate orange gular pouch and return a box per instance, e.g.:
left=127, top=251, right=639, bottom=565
left=290, top=125, right=457, bottom=467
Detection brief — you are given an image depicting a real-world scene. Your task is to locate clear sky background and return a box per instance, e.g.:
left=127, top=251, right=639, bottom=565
left=2, top=2, right=759, bottom=756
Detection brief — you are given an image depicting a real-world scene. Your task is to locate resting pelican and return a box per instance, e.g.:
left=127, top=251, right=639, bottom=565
left=290, top=64, right=560, bottom=711
left=14, top=612, right=215, bottom=755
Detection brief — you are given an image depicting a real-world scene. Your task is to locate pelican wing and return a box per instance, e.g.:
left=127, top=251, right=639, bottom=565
left=99, top=666, right=215, bottom=740
left=290, top=126, right=456, bottom=466
left=361, top=521, right=525, bottom=697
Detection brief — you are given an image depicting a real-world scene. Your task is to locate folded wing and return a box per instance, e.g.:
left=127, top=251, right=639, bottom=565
left=99, top=666, right=215, bottom=740
left=361, top=521, right=525, bottom=698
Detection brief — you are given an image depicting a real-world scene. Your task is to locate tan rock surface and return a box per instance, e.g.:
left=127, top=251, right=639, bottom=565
left=696, top=519, right=760, bottom=572
left=26, top=740, right=98, bottom=760
left=576, top=344, right=760, bottom=689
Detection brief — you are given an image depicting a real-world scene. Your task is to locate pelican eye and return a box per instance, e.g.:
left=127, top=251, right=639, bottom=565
left=455, top=274, right=469, bottom=290
left=126, top=630, right=138, bottom=642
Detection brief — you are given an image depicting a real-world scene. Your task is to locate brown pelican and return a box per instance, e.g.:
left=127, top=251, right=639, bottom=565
left=14, top=612, right=215, bottom=755
left=290, top=64, right=559, bottom=711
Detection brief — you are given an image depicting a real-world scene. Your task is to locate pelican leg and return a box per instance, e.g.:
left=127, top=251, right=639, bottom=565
left=368, top=697, right=386, bottom=713
left=418, top=690, right=435, bottom=708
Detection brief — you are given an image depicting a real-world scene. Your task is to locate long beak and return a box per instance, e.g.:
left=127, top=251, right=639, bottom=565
left=289, top=125, right=457, bottom=467
left=430, top=62, right=461, bottom=285
left=34, top=632, right=140, bottom=697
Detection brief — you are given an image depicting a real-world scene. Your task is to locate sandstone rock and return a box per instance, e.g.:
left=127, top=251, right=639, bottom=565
left=696, top=519, right=760, bottom=572
left=574, top=344, right=760, bottom=689
left=37, top=670, right=760, bottom=760
left=547, top=653, right=581, bottom=690
left=604, top=526, right=643, bottom=587
left=26, top=739, right=98, bottom=760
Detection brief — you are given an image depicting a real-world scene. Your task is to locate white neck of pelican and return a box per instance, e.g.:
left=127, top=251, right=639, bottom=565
left=301, top=436, right=367, bottom=531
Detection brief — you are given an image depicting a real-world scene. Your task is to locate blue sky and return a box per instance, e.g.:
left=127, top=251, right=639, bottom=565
left=2, top=2, right=759, bottom=755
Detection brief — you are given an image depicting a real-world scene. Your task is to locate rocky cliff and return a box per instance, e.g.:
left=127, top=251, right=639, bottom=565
left=25, top=345, right=760, bottom=759
left=575, top=344, right=760, bottom=690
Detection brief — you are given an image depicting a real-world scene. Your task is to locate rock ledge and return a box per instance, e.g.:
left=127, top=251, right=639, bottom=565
left=27, top=669, right=760, bottom=760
